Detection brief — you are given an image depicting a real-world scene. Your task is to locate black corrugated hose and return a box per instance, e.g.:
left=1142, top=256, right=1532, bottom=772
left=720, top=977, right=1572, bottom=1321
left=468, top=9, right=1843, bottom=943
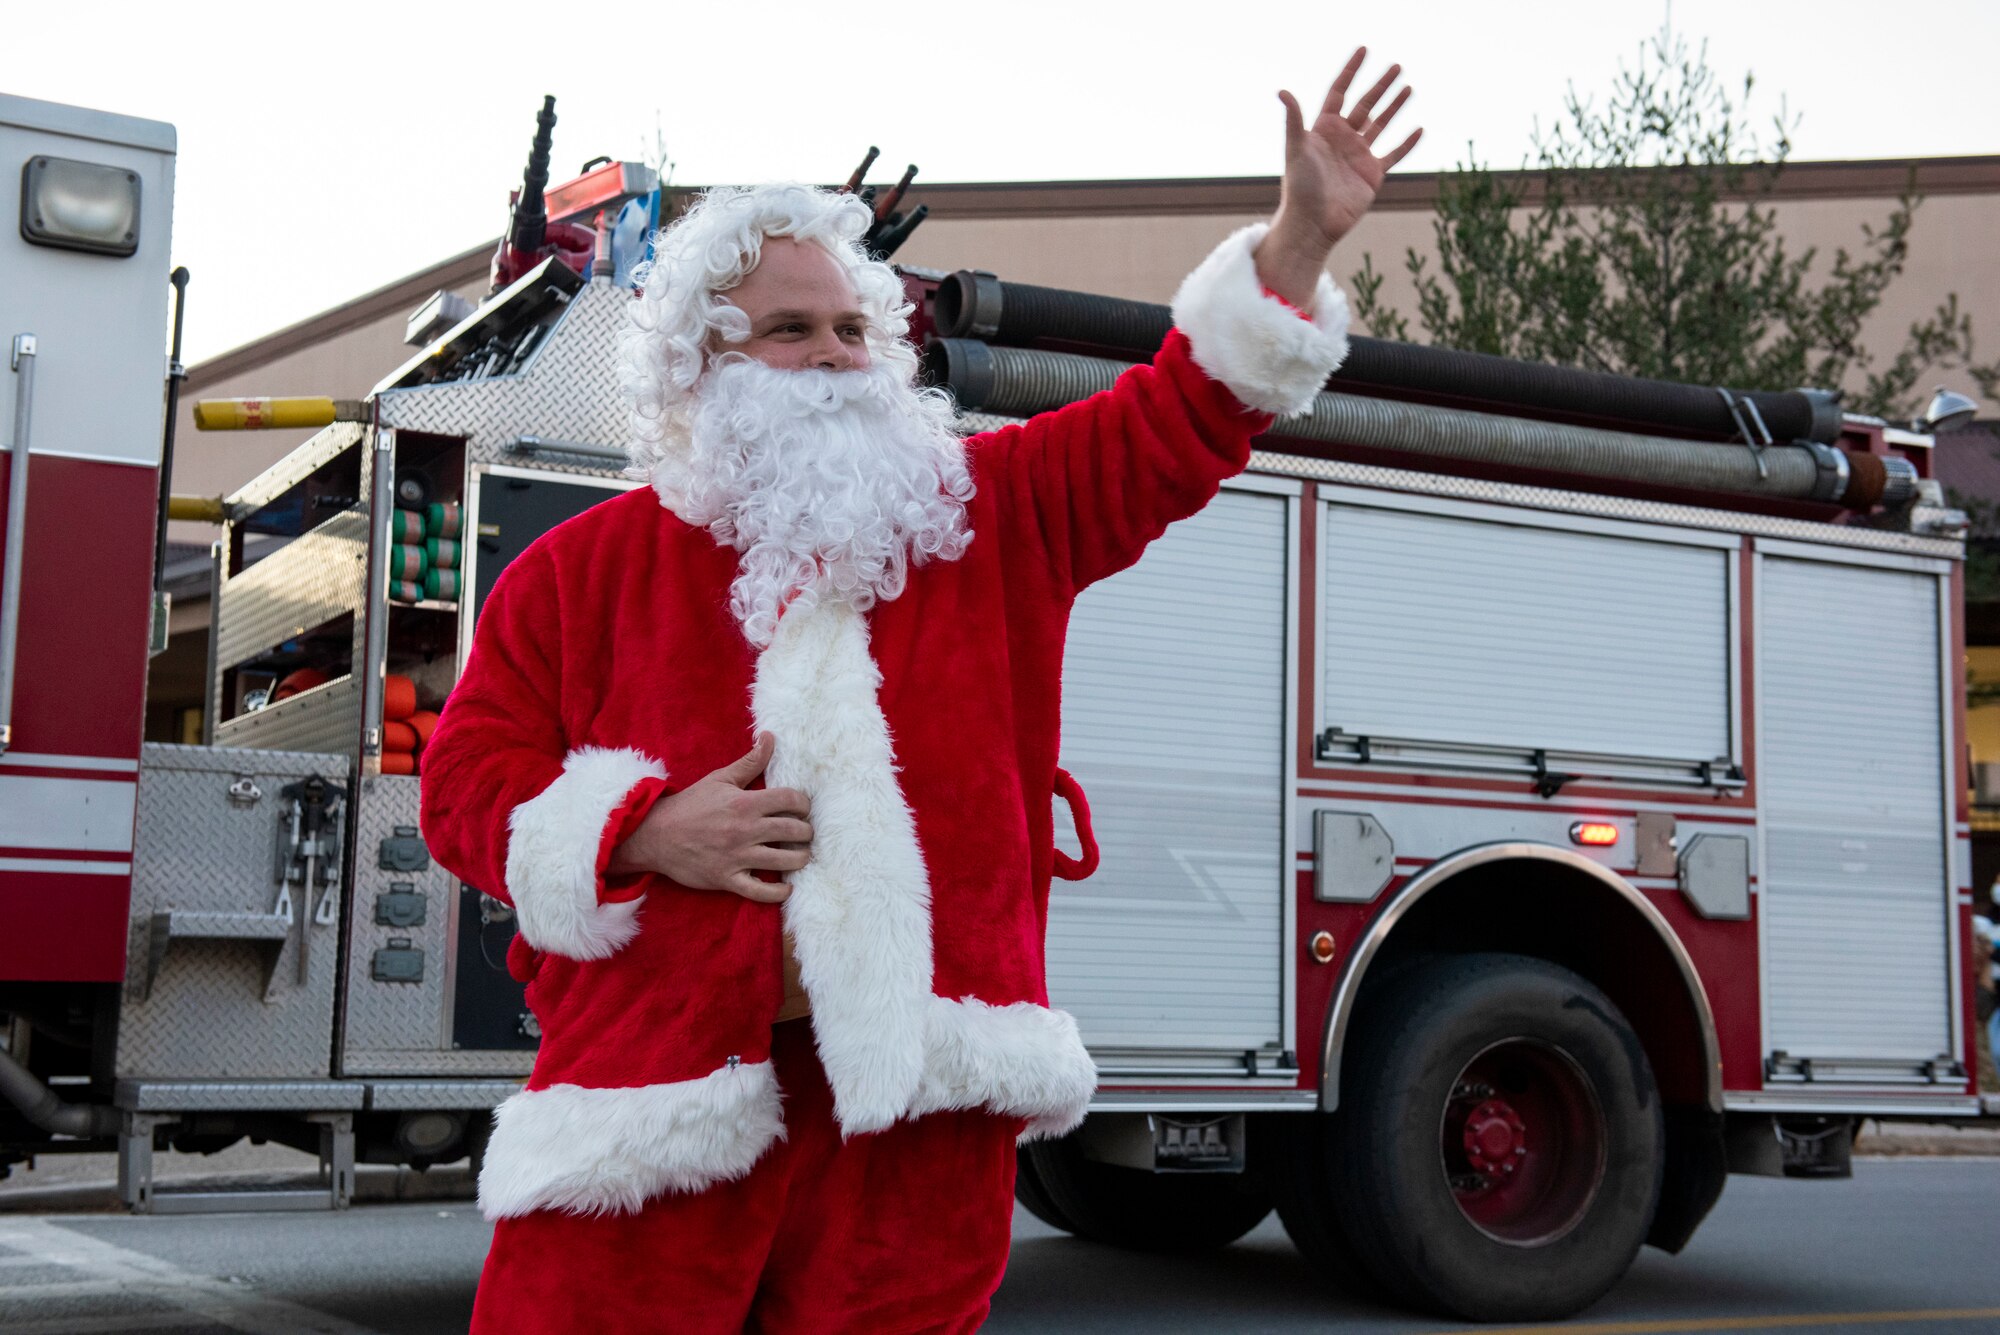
left=926, top=339, right=1907, bottom=510
left=931, top=271, right=1843, bottom=445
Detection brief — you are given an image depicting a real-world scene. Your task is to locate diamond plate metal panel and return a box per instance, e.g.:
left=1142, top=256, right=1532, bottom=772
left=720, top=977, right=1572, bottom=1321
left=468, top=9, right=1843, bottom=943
left=212, top=675, right=362, bottom=754
left=224, top=423, right=365, bottom=514
left=114, top=1079, right=366, bottom=1111
left=214, top=509, right=370, bottom=669
left=338, top=775, right=458, bottom=1070
left=366, top=1079, right=524, bottom=1110
left=117, top=745, right=352, bottom=1080
left=1247, top=450, right=1963, bottom=559
left=375, top=283, right=633, bottom=481
left=344, top=1048, right=536, bottom=1077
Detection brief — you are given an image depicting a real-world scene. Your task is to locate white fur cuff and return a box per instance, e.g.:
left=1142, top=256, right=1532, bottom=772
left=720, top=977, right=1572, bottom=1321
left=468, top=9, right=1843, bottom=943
left=505, top=746, right=667, bottom=961
left=478, top=1060, right=784, bottom=1218
left=1170, top=222, right=1350, bottom=417
left=910, top=996, right=1098, bottom=1141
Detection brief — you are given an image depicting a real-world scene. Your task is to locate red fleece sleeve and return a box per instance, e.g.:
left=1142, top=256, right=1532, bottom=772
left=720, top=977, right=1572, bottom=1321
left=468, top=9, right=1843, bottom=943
left=972, top=329, right=1272, bottom=596
left=420, top=545, right=567, bottom=905
left=419, top=544, right=668, bottom=917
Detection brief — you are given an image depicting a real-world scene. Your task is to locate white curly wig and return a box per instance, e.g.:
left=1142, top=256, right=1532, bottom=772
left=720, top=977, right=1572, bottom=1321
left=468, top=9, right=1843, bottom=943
left=620, top=182, right=925, bottom=477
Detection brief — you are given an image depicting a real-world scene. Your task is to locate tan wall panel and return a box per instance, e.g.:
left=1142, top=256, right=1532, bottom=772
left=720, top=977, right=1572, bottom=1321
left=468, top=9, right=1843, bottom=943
left=1773, top=193, right=1996, bottom=416
left=895, top=209, right=1439, bottom=321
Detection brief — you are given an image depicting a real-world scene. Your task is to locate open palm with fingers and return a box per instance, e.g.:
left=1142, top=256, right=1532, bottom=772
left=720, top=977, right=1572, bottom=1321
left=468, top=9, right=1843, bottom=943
left=1278, top=47, right=1422, bottom=248
left=1256, top=48, right=1422, bottom=309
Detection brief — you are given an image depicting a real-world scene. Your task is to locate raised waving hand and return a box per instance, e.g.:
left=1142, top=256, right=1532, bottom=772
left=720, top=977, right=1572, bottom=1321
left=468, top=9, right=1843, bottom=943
left=1255, top=47, right=1422, bottom=310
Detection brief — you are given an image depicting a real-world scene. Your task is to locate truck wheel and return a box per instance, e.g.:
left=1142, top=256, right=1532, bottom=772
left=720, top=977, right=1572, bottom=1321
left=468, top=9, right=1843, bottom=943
left=1266, top=1113, right=1383, bottom=1299
left=1012, top=1144, right=1081, bottom=1233
left=1327, top=952, right=1663, bottom=1321
left=1018, top=1135, right=1272, bottom=1252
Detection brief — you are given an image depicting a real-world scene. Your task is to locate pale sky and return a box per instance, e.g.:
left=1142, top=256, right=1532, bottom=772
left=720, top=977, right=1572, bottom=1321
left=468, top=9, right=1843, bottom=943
left=9, top=0, right=1996, bottom=364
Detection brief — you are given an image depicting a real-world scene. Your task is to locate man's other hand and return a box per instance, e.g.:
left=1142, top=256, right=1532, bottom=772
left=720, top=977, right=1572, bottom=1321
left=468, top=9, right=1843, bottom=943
left=1256, top=46, right=1422, bottom=310
left=607, top=733, right=812, bottom=904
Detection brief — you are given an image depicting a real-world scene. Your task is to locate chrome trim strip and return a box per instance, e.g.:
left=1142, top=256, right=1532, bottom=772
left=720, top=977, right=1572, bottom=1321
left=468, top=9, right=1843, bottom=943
left=0, top=752, right=139, bottom=772
left=1319, top=842, right=1724, bottom=1114
left=1089, top=1090, right=1319, bottom=1113
left=0, top=857, right=131, bottom=875
left=358, top=429, right=394, bottom=761
left=0, top=334, right=37, bottom=755
left=1724, top=1092, right=1981, bottom=1117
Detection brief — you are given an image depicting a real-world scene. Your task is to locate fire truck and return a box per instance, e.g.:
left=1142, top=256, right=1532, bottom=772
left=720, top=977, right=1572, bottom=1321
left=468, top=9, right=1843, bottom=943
left=2, top=89, right=1993, bottom=1322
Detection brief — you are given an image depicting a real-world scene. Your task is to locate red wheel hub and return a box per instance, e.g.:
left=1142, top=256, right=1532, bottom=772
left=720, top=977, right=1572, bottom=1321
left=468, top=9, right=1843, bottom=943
left=1439, top=1040, right=1606, bottom=1246
left=1461, top=1099, right=1527, bottom=1176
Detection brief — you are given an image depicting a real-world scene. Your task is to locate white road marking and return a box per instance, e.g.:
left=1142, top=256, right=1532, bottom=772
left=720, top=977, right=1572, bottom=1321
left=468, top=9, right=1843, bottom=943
left=0, top=1217, right=384, bottom=1335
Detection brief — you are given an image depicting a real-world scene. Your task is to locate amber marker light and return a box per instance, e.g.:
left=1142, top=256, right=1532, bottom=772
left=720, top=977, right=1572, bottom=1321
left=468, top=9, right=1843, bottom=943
left=1569, top=821, right=1620, bottom=847
left=1309, top=931, right=1337, bottom=964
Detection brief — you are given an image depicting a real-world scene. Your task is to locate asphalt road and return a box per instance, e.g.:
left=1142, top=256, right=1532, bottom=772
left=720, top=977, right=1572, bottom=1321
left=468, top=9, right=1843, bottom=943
left=0, top=1159, right=1995, bottom=1334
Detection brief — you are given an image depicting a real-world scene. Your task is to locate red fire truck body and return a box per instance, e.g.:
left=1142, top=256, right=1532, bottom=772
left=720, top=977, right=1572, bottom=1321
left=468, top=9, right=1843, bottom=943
left=0, top=91, right=1991, bottom=1322
left=0, top=94, right=174, bottom=984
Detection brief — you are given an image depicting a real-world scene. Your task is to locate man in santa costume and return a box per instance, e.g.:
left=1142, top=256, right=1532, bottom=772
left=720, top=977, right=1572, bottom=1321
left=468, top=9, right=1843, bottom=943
left=421, top=48, right=1418, bottom=1335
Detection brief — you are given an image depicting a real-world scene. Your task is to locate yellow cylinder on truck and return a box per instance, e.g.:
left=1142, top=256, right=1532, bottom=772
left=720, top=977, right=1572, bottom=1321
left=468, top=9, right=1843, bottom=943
left=192, top=397, right=366, bottom=430
left=167, top=495, right=227, bottom=523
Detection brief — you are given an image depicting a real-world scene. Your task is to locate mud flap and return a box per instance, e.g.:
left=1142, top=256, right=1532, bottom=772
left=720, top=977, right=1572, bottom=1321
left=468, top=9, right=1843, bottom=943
left=1648, top=1106, right=1728, bottom=1253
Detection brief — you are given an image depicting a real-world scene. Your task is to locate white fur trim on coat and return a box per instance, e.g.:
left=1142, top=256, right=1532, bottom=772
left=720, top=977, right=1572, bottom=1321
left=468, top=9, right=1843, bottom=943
left=754, top=596, right=936, bottom=1135
left=912, top=996, right=1098, bottom=1141
left=1170, top=222, right=1350, bottom=417
left=505, top=746, right=667, bottom=961
left=477, top=1059, right=783, bottom=1219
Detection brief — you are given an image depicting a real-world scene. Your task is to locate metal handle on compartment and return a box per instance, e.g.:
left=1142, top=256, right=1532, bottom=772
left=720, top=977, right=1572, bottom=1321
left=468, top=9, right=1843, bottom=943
left=359, top=429, right=395, bottom=758
left=1, top=334, right=39, bottom=754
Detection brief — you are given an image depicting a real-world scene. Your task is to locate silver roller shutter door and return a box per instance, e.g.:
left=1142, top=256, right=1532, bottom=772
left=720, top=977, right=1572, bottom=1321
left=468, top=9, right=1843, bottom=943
left=1760, top=555, right=1952, bottom=1067
left=1320, top=503, right=1733, bottom=763
left=1049, top=487, right=1289, bottom=1053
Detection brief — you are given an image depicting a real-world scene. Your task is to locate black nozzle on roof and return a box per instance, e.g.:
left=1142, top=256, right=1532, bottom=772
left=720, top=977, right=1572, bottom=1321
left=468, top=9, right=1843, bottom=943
left=509, top=95, right=558, bottom=255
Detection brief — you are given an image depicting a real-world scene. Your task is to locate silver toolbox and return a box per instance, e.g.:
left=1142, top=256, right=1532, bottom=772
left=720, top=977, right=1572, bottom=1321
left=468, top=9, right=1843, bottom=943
left=118, top=743, right=352, bottom=1080
left=339, top=773, right=532, bottom=1077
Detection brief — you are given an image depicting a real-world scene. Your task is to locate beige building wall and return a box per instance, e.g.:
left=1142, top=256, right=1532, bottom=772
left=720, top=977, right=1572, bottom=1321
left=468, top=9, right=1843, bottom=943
left=893, top=208, right=1441, bottom=328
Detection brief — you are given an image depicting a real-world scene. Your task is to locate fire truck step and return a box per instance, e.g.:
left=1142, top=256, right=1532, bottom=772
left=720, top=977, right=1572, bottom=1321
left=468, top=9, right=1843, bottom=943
left=118, top=1111, right=354, bottom=1215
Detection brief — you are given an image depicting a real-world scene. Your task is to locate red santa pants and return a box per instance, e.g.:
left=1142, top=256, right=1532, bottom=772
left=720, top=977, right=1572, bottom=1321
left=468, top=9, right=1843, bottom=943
left=470, top=1018, right=1023, bottom=1334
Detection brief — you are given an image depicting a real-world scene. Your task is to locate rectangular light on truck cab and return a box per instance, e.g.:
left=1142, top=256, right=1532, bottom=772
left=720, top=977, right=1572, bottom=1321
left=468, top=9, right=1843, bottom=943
left=1569, top=821, right=1619, bottom=847
left=19, top=155, right=141, bottom=257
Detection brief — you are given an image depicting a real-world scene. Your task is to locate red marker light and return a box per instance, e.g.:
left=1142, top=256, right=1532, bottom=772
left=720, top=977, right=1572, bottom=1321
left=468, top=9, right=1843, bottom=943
left=1570, top=821, right=1619, bottom=847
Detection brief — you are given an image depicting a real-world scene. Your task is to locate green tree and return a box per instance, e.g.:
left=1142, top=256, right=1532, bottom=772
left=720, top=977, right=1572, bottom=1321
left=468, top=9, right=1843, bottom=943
left=1350, top=27, right=1998, bottom=419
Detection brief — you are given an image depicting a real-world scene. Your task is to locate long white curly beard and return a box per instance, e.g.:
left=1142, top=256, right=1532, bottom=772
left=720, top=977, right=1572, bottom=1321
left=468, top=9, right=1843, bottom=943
left=649, top=357, right=976, bottom=647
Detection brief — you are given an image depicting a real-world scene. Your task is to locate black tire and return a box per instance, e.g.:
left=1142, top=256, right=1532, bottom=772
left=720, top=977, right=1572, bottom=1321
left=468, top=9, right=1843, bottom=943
left=1018, top=1133, right=1273, bottom=1253
left=1271, top=952, right=1437, bottom=1301
left=1012, top=1143, right=1082, bottom=1233
left=1326, top=952, right=1663, bottom=1321
left=1266, top=1112, right=1384, bottom=1301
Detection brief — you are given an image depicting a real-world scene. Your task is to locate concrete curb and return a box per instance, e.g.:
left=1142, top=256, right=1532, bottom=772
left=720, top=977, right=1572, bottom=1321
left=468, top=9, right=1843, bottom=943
left=0, top=1163, right=476, bottom=1214
left=1853, top=1118, right=2000, bottom=1156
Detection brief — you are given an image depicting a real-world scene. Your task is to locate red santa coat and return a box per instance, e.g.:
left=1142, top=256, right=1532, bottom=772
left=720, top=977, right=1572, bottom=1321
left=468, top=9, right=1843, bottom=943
left=418, top=224, right=1350, bottom=1220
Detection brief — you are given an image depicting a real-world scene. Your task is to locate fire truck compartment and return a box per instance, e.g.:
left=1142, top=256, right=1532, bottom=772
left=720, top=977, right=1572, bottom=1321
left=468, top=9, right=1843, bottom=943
left=119, top=744, right=351, bottom=1080
left=1050, top=480, right=1294, bottom=1068
left=1317, top=490, right=1739, bottom=789
left=1757, top=548, right=1957, bottom=1083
